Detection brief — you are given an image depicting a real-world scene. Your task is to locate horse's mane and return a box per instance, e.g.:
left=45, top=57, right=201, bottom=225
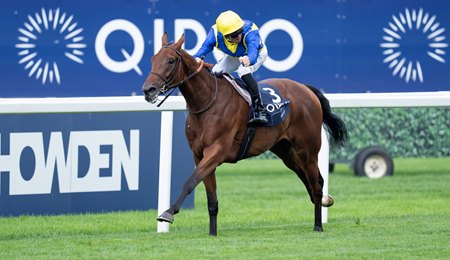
left=196, top=60, right=225, bottom=78
left=176, top=47, right=220, bottom=77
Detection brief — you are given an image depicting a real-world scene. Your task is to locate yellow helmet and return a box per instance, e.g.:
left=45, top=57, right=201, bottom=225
left=216, top=10, right=244, bottom=36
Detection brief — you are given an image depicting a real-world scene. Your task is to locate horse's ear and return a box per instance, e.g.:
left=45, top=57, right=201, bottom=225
left=174, top=33, right=185, bottom=50
left=162, top=32, right=168, bottom=46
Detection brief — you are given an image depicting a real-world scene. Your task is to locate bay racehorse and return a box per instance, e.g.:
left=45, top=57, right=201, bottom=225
left=142, top=33, right=348, bottom=236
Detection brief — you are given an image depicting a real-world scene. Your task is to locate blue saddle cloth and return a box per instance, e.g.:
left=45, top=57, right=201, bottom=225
left=234, top=78, right=291, bottom=127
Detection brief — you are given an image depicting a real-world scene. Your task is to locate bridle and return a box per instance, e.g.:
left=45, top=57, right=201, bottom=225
left=150, top=45, right=203, bottom=94
left=149, top=45, right=217, bottom=114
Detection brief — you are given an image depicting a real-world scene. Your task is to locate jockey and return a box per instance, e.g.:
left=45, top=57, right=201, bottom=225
left=194, top=10, right=268, bottom=124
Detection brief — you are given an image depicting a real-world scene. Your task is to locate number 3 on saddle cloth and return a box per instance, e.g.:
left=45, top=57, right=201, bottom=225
left=223, top=75, right=291, bottom=126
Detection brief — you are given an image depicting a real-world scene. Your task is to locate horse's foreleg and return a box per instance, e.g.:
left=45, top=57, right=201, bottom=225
left=203, top=173, right=218, bottom=236
left=157, top=148, right=223, bottom=227
left=157, top=172, right=201, bottom=223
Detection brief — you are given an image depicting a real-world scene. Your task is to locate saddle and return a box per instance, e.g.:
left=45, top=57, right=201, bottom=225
left=223, top=74, right=291, bottom=162
left=223, top=74, right=291, bottom=126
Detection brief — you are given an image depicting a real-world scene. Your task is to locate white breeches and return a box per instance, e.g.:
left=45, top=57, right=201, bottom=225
left=211, top=45, right=268, bottom=77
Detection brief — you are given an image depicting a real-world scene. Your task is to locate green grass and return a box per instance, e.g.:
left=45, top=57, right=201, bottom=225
left=0, top=158, right=449, bottom=259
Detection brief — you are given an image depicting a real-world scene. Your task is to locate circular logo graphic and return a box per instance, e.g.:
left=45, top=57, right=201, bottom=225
left=15, top=8, right=86, bottom=85
left=380, top=8, right=448, bottom=83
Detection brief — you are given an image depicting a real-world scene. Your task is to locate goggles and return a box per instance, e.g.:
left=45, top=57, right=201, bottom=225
left=225, top=28, right=243, bottom=41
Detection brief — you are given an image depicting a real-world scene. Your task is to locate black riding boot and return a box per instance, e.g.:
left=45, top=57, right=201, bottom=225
left=241, top=74, right=268, bottom=124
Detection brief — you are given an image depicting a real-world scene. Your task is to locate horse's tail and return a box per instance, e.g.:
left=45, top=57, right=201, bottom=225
left=305, top=84, right=348, bottom=146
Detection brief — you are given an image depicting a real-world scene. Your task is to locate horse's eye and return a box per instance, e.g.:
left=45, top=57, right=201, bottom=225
left=168, top=58, right=175, bottom=64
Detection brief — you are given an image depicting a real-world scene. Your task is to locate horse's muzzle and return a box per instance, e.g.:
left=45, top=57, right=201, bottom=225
left=143, top=85, right=158, bottom=103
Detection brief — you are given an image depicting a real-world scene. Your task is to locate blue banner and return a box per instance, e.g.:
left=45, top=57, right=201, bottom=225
left=0, top=0, right=449, bottom=97
left=0, top=111, right=194, bottom=216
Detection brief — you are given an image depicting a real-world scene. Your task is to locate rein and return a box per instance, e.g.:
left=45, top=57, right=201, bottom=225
left=152, top=46, right=216, bottom=113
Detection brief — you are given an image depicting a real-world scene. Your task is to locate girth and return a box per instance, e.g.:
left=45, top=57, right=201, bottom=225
left=232, top=125, right=256, bottom=163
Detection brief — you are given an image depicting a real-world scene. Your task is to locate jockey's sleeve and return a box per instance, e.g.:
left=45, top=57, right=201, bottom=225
left=194, top=27, right=216, bottom=58
left=245, top=30, right=262, bottom=65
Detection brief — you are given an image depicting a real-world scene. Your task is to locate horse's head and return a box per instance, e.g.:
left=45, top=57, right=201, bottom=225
left=142, top=33, right=185, bottom=103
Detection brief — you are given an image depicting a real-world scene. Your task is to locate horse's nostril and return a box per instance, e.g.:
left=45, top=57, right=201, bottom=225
left=143, top=86, right=157, bottom=95
left=146, top=87, right=157, bottom=94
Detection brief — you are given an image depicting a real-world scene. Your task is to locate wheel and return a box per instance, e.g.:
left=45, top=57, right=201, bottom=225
left=353, top=146, right=394, bottom=178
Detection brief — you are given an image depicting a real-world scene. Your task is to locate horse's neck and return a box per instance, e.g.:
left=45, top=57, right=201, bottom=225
left=179, top=70, right=216, bottom=113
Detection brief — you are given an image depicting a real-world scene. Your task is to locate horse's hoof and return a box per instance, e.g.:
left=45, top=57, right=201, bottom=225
left=156, top=212, right=174, bottom=223
left=321, top=195, right=334, bottom=207
left=313, top=225, right=323, bottom=232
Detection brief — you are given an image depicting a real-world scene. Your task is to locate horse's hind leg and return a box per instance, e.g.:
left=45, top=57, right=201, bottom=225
left=271, top=143, right=323, bottom=232
left=294, top=162, right=333, bottom=208
left=298, top=154, right=324, bottom=232
left=203, top=172, right=218, bottom=236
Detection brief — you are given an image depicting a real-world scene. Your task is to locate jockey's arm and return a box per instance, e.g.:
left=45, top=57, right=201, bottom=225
left=194, top=28, right=216, bottom=60
left=244, top=30, right=262, bottom=66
